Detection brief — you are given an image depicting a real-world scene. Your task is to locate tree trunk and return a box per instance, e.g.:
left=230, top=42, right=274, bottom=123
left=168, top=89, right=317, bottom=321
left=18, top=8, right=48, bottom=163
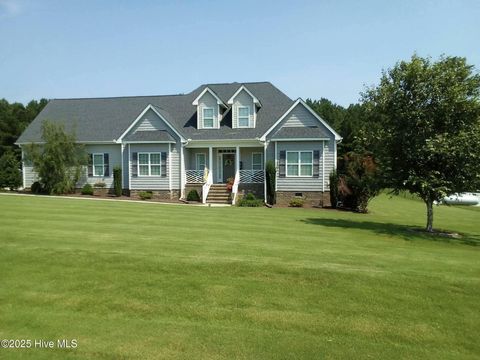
left=425, top=199, right=434, bottom=232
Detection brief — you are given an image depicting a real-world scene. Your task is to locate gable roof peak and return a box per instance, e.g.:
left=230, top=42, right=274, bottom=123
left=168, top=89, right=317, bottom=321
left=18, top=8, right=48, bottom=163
left=192, top=86, right=226, bottom=107
left=227, top=84, right=262, bottom=107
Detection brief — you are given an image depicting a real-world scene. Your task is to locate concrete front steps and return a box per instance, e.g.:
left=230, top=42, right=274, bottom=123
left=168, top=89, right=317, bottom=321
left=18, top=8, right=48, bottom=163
left=206, top=184, right=231, bottom=204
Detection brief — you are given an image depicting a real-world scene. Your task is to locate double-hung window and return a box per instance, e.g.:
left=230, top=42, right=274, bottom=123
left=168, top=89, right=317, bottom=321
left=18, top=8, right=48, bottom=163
left=203, top=107, right=214, bottom=128
left=238, top=106, right=250, bottom=127
left=138, top=152, right=161, bottom=176
left=93, top=153, right=104, bottom=176
left=196, top=153, right=206, bottom=171
left=286, top=151, right=313, bottom=177
left=252, top=152, right=263, bottom=170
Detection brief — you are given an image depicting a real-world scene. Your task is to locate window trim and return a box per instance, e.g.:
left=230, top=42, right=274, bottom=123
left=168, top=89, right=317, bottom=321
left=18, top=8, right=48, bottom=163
left=251, top=152, right=263, bottom=170
left=196, top=153, right=206, bottom=171
left=137, top=152, right=162, bottom=177
left=202, top=107, right=215, bottom=128
left=286, top=150, right=313, bottom=177
left=92, top=153, right=104, bottom=177
left=237, top=106, right=250, bottom=128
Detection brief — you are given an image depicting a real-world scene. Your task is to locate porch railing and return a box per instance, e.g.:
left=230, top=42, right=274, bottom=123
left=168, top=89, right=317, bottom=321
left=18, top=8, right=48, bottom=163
left=239, top=170, right=264, bottom=183
left=231, top=170, right=240, bottom=205
left=186, top=169, right=205, bottom=184
left=202, top=169, right=213, bottom=204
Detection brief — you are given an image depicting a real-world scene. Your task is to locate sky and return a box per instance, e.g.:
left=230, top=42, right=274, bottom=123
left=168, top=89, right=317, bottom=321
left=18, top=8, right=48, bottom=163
left=1, top=0, right=479, bottom=106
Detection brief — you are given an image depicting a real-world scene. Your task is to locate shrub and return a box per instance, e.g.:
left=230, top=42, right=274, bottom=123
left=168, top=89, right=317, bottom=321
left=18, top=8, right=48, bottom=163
left=139, top=191, right=153, bottom=200
left=113, top=167, right=122, bottom=196
left=31, top=181, right=44, bottom=194
left=289, top=198, right=304, bottom=207
left=265, top=160, right=276, bottom=205
left=81, top=183, right=94, bottom=195
left=0, top=150, right=22, bottom=190
left=186, top=189, right=200, bottom=202
left=337, top=152, right=382, bottom=213
left=329, top=169, right=339, bottom=208
left=94, top=181, right=106, bottom=188
left=238, top=192, right=263, bottom=207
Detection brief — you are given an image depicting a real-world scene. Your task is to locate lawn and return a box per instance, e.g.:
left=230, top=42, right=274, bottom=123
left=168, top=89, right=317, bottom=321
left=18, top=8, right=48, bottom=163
left=0, top=194, right=479, bottom=359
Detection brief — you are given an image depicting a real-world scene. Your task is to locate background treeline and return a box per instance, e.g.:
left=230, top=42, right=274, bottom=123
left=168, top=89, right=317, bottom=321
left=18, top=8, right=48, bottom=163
left=0, top=98, right=47, bottom=189
left=0, top=98, right=48, bottom=158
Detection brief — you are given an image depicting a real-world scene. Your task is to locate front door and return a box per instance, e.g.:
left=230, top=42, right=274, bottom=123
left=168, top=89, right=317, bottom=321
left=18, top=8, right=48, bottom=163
left=222, top=153, right=235, bottom=182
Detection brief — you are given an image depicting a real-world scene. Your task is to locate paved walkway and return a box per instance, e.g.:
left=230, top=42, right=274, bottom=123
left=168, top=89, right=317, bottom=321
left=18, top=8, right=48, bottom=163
left=0, top=192, right=232, bottom=207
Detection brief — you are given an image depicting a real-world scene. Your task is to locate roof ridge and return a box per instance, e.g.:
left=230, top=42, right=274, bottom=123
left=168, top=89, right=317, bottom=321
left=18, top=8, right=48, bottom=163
left=204, top=81, right=271, bottom=86
left=51, top=93, right=187, bottom=101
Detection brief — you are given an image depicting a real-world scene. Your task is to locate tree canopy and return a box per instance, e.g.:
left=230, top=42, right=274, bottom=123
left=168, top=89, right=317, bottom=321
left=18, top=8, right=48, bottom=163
left=362, top=54, right=480, bottom=231
left=0, top=98, right=47, bottom=158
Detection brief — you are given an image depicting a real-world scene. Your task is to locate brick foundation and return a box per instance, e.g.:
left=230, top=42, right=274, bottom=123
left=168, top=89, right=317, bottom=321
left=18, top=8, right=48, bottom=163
left=275, top=191, right=331, bottom=207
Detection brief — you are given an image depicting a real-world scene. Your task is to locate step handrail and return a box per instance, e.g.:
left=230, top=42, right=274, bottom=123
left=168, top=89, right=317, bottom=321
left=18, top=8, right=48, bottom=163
left=231, top=170, right=240, bottom=205
left=202, top=169, right=213, bottom=204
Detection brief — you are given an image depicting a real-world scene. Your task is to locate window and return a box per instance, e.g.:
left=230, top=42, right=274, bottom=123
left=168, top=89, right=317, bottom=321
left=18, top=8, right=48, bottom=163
left=238, top=106, right=250, bottom=127
left=196, top=153, right=206, bottom=170
left=203, top=107, right=214, bottom=128
left=286, top=151, right=313, bottom=177
left=138, top=152, right=162, bottom=176
left=93, top=153, right=104, bottom=176
left=252, top=152, right=263, bottom=170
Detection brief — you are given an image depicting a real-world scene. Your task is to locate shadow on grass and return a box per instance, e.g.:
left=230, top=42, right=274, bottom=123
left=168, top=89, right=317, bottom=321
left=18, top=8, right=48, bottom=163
left=301, top=218, right=480, bottom=246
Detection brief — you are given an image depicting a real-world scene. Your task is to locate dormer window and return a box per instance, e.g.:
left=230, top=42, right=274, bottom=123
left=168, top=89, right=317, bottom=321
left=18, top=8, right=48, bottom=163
left=203, top=107, right=214, bottom=128
left=192, top=87, right=226, bottom=130
left=227, top=85, right=262, bottom=129
left=238, top=106, right=250, bottom=127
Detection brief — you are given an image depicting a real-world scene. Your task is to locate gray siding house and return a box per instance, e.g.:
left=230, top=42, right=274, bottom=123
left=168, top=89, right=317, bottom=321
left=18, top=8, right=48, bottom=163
left=17, top=82, right=341, bottom=206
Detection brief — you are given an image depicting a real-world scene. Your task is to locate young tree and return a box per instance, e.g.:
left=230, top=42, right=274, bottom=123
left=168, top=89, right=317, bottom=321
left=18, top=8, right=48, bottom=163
left=24, top=121, right=87, bottom=194
left=363, top=55, right=480, bottom=231
left=0, top=150, right=22, bottom=190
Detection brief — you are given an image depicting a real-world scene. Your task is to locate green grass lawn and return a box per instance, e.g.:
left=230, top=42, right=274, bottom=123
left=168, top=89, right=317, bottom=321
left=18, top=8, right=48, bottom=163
left=0, top=194, right=479, bottom=359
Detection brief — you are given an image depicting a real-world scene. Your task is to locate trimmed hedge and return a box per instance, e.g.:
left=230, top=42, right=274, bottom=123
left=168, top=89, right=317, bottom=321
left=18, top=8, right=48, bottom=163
left=187, top=190, right=200, bottom=202
left=81, top=183, right=94, bottom=195
left=113, top=166, right=122, bottom=197
left=289, top=198, right=304, bottom=207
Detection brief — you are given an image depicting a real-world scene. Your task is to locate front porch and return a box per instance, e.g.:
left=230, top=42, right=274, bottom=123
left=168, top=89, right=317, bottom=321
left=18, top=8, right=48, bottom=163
left=182, top=145, right=265, bottom=204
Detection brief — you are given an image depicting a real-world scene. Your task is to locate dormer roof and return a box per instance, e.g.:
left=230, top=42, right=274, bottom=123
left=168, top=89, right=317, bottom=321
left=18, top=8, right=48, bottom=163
left=227, top=85, right=262, bottom=107
left=192, top=87, right=227, bottom=107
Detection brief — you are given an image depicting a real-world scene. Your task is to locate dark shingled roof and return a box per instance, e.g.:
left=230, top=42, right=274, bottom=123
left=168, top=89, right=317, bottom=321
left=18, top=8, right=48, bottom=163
left=124, top=130, right=175, bottom=142
left=270, top=126, right=330, bottom=140
left=17, top=82, right=294, bottom=143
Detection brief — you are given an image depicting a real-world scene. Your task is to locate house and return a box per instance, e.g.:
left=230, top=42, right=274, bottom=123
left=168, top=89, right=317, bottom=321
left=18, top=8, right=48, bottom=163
left=16, top=82, right=341, bottom=206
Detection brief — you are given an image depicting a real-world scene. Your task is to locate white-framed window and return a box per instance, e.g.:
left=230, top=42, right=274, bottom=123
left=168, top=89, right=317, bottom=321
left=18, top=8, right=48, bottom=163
left=203, top=107, right=214, bottom=128
left=93, top=153, right=104, bottom=177
left=286, top=151, right=313, bottom=177
left=238, top=106, right=250, bottom=127
left=138, top=152, right=161, bottom=176
left=252, top=152, right=263, bottom=170
left=196, top=153, right=206, bottom=171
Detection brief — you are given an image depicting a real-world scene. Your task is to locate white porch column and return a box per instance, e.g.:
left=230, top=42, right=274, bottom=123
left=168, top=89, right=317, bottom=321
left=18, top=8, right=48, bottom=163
left=180, top=144, right=185, bottom=198
left=235, top=145, right=240, bottom=173
left=168, top=143, right=172, bottom=191
left=208, top=146, right=213, bottom=176
left=263, top=141, right=268, bottom=203
left=128, top=143, right=131, bottom=190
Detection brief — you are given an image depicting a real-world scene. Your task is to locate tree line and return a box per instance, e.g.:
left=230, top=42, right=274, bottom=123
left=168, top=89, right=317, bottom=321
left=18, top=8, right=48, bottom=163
left=0, top=98, right=47, bottom=189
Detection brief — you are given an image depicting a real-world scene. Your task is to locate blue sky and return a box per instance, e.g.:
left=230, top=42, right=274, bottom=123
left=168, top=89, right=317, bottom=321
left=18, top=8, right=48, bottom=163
left=1, top=0, right=479, bottom=106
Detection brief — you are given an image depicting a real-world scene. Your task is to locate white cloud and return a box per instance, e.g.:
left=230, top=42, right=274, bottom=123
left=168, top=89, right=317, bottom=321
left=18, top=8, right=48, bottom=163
left=0, top=0, right=23, bottom=17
